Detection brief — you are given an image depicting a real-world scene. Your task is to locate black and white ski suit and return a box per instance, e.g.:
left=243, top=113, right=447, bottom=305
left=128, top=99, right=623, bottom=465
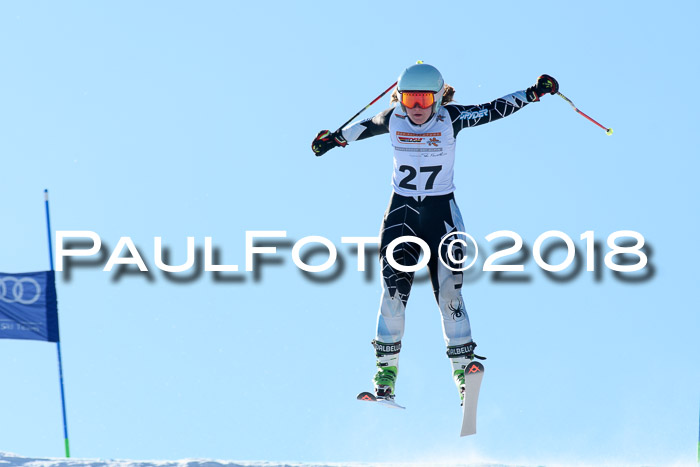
left=341, top=90, right=530, bottom=354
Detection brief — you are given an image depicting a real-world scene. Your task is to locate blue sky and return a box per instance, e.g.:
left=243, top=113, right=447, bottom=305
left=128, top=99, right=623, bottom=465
left=1, top=1, right=699, bottom=465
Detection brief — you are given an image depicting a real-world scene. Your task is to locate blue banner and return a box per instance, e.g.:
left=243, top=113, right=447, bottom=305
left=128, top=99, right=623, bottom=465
left=0, top=271, right=59, bottom=342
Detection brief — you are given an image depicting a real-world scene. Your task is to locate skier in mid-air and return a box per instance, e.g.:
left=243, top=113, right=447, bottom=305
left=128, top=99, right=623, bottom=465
left=312, top=63, right=558, bottom=403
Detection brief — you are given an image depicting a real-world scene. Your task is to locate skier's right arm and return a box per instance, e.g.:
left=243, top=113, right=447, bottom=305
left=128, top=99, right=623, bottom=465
left=311, top=107, right=394, bottom=157
left=311, top=130, right=347, bottom=157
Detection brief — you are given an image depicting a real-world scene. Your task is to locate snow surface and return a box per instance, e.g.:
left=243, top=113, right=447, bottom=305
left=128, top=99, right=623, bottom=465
left=0, top=452, right=517, bottom=467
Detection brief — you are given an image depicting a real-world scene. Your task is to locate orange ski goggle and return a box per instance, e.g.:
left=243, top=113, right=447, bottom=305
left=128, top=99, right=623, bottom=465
left=400, top=91, right=435, bottom=109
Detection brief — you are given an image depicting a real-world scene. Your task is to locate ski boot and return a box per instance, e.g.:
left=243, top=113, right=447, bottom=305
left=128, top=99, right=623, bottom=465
left=372, top=340, right=401, bottom=400
left=374, top=365, right=398, bottom=399
left=447, top=341, right=484, bottom=405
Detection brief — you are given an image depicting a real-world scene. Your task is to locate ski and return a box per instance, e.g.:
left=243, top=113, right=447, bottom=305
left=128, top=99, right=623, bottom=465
left=357, top=391, right=405, bottom=409
left=460, top=361, right=485, bottom=436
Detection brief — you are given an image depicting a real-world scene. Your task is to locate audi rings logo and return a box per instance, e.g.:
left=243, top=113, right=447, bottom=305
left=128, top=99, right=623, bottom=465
left=0, top=277, right=42, bottom=305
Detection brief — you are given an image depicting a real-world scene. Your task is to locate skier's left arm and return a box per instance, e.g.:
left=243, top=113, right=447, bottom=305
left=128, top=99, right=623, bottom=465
left=446, top=75, right=558, bottom=137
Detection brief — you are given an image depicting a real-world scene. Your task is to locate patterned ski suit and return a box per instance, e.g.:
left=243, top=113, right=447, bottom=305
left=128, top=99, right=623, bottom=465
left=341, top=91, right=530, bottom=355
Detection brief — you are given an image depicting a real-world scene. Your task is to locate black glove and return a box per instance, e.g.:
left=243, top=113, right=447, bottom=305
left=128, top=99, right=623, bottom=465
left=526, top=74, right=559, bottom=102
left=311, top=130, right=347, bottom=157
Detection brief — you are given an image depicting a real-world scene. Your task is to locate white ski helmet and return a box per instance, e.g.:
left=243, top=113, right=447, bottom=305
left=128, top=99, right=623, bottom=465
left=397, top=63, right=445, bottom=113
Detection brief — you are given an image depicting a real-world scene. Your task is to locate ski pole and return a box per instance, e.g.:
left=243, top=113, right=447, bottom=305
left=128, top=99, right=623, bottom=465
left=557, top=92, right=613, bottom=135
left=335, top=81, right=397, bottom=132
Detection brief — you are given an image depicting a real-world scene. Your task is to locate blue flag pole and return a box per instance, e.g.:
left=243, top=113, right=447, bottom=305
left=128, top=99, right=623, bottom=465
left=44, top=189, right=70, bottom=458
